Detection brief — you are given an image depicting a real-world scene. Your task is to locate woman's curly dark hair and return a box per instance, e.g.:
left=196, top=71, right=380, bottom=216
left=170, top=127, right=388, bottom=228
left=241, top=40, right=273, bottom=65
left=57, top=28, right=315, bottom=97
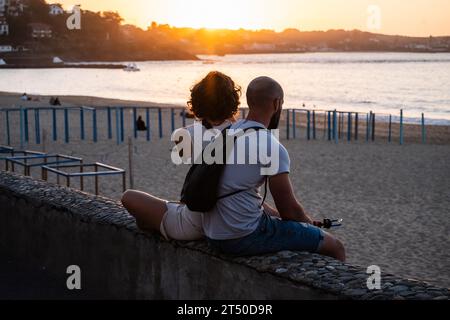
left=187, top=71, right=241, bottom=124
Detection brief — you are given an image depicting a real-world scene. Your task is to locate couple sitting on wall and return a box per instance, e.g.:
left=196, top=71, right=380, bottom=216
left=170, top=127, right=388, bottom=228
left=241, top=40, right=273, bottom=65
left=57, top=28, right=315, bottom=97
left=121, top=71, right=345, bottom=261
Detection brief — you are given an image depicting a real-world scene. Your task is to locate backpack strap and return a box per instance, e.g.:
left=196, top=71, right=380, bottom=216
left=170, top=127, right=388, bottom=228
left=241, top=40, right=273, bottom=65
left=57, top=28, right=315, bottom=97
left=217, top=125, right=269, bottom=208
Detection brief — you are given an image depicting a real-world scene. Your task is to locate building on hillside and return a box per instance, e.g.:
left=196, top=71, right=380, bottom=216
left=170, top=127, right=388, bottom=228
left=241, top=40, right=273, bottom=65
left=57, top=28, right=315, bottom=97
left=49, top=3, right=64, bottom=15
left=0, top=0, right=8, bottom=15
left=28, top=23, right=52, bottom=39
left=0, top=17, right=8, bottom=36
left=0, top=44, right=13, bottom=52
left=7, top=0, right=27, bottom=17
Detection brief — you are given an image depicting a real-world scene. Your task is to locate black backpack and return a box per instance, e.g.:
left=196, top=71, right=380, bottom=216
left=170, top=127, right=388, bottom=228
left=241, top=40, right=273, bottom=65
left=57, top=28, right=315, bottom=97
left=180, top=125, right=267, bottom=212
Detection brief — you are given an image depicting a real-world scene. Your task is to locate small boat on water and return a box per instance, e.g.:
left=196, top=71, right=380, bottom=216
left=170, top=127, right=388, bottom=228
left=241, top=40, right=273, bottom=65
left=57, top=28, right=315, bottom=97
left=123, top=63, right=140, bottom=72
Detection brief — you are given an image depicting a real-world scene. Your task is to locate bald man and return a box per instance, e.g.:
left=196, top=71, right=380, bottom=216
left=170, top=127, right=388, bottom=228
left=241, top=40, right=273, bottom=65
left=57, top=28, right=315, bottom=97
left=203, top=76, right=346, bottom=261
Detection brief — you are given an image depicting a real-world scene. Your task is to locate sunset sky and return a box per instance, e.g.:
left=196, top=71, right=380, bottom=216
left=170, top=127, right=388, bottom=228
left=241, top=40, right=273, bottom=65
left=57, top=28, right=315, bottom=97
left=58, top=0, right=450, bottom=36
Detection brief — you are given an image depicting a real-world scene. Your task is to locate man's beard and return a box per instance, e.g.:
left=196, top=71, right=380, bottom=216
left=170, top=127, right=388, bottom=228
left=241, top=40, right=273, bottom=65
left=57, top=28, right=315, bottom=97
left=268, top=108, right=282, bottom=130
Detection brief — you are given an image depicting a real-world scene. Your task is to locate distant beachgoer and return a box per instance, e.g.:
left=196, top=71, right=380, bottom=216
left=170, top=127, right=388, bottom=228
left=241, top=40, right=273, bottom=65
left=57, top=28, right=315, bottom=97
left=136, top=116, right=147, bottom=131
left=21, top=93, right=29, bottom=101
left=49, top=97, right=61, bottom=106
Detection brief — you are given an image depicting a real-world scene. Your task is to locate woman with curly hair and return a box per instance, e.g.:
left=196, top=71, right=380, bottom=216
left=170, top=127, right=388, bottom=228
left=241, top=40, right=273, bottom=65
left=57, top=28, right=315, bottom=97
left=121, top=71, right=241, bottom=240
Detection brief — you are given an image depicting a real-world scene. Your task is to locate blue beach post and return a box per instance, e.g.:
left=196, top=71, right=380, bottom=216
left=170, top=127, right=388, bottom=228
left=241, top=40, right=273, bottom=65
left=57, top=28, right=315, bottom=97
left=171, top=108, right=175, bottom=133
left=182, top=108, right=186, bottom=127
left=292, top=109, right=296, bottom=139
left=80, top=107, right=85, bottom=140
left=366, top=112, right=370, bottom=142
left=158, top=108, right=163, bottom=138
left=120, top=107, right=124, bottom=142
left=400, top=109, right=404, bottom=145
left=146, top=108, right=151, bottom=141
left=19, top=107, right=24, bottom=148
left=115, top=107, right=120, bottom=145
left=333, top=110, right=338, bottom=144
left=354, top=112, right=359, bottom=141
left=286, top=109, right=290, bottom=140
left=34, top=109, right=40, bottom=144
left=388, top=114, right=392, bottom=143
left=93, top=108, right=98, bottom=142
left=52, top=108, right=57, bottom=141
left=371, top=113, right=376, bottom=141
left=24, top=108, right=29, bottom=142
left=133, top=107, right=138, bottom=139
left=312, top=110, right=316, bottom=140
left=421, top=113, right=426, bottom=144
left=107, top=107, right=112, bottom=139
left=64, top=108, right=69, bottom=143
left=347, top=112, right=352, bottom=142
left=327, top=111, right=331, bottom=141
left=306, top=110, right=311, bottom=140
left=6, top=110, right=10, bottom=145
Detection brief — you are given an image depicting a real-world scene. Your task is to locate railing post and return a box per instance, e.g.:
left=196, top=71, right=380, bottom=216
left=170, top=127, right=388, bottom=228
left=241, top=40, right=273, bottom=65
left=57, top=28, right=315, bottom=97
left=120, top=107, right=124, bottom=142
left=107, top=107, right=112, bottom=139
left=366, top=113, right=370, bottom=142
left=93, top=108, right=98, bottom=143
left=158, top=108, right=163, bottom=138
left=146, top=108, right=151, bottom=141
left=5, top=110, right=10, bottom=146
left=286, top=109, right=290, bottom=140
left=24, top=108, right=29, bottom=142
left=388, top=114, right=392, bottom=143
left=52, top=107, right=57, bottom=141
left=182, top=108, right=186, bottom=127
left=34, top=109, right=40, bottom=144
left=115, top=107, right=120, bottom=145
left=347, top=112, right=352, bottom=142
left=171, top=108, right=175, bottom=133
left=19, top=107, right=24, bottom=149
left=327, top=111, right=331, bottom=141
left=333, top=110, right=338, bottom=144
left=312, top=110, right=316, bottom=140
left=80, top=107, right=85, bottom=140
left=306, top=110, right=311, bottom=140
left=400, top=109, right=404, bottom=145
left=372, top=112, right=376, bottom=142
left=64, top=108, right=69, bottom=143
left=355, top=112, right=358, bottom=141
left=133, top=107, right=138, bottom=139
left=421, top=113, right=426, bottom=144
left=292, top=109, right=296, bottom=139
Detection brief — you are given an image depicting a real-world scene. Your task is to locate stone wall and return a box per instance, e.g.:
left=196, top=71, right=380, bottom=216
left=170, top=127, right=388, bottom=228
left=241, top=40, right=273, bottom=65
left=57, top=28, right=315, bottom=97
left=0, top=171, right=448, bottom=300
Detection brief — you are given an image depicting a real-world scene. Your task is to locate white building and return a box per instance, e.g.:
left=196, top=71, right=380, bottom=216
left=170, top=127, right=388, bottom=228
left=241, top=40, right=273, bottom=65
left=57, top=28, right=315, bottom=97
left=0, top=44, right=12, bottom=52
left=0, top=17, right=8, bottom=36
left=0, top=0, right=7, bottom=15
left=49, top=3, right=64, bottom=15
left=7, top=0, right=26, bottom=17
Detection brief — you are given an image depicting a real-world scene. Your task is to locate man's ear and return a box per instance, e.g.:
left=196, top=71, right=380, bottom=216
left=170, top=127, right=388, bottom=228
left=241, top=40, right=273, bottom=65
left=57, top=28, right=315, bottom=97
left=273, top=98, right=280, bottom=112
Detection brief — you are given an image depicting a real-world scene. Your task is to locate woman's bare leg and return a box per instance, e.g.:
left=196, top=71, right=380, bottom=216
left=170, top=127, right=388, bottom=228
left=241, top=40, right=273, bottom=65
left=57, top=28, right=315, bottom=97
left=121, top=189, right=167, bottom=232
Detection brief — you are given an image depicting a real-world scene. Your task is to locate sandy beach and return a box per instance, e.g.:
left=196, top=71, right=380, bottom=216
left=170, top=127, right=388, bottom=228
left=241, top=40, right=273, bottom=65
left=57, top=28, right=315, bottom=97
left=1, top=93, right=449, bottom=288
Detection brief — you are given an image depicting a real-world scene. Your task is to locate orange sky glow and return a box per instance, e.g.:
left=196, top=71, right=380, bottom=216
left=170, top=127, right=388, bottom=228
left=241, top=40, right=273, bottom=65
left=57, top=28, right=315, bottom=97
left=58, top=0, right=450, bottom=36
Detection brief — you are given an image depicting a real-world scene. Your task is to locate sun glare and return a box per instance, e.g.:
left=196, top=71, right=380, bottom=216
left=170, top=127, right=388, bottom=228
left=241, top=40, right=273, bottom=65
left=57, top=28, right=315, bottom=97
left=169, top=0, right=261, bottom=30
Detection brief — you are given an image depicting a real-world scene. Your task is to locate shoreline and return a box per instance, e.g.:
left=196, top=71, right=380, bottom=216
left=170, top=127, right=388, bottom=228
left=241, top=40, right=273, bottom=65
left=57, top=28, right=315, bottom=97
left=1, top=91, right=449, bottom=145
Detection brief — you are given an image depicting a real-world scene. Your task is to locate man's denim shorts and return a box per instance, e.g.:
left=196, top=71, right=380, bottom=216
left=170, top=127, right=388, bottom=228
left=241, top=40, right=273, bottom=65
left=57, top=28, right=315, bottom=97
left=207, top=213, right=325, bottom=256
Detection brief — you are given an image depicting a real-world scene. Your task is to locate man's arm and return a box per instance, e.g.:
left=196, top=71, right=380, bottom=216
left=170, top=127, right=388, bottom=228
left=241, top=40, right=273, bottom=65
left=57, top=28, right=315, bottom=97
left=268, top=173, right=313, bottom=224
left=263, top=202, right=281, bottom=218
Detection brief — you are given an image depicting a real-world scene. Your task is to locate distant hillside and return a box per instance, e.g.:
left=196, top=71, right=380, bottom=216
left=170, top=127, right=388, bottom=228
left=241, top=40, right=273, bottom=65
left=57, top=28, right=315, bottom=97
left=0, top=0, right=449, bottom=64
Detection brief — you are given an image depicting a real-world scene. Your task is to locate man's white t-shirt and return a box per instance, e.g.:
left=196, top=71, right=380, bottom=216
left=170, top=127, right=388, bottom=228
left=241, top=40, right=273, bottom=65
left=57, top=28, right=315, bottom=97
left=202, top=119, right=291, bottom=240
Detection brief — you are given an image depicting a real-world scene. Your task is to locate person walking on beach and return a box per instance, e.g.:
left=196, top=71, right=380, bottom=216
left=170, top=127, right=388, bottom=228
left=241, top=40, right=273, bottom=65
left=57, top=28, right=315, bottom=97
left=121, top=71, right=240, bottom=241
